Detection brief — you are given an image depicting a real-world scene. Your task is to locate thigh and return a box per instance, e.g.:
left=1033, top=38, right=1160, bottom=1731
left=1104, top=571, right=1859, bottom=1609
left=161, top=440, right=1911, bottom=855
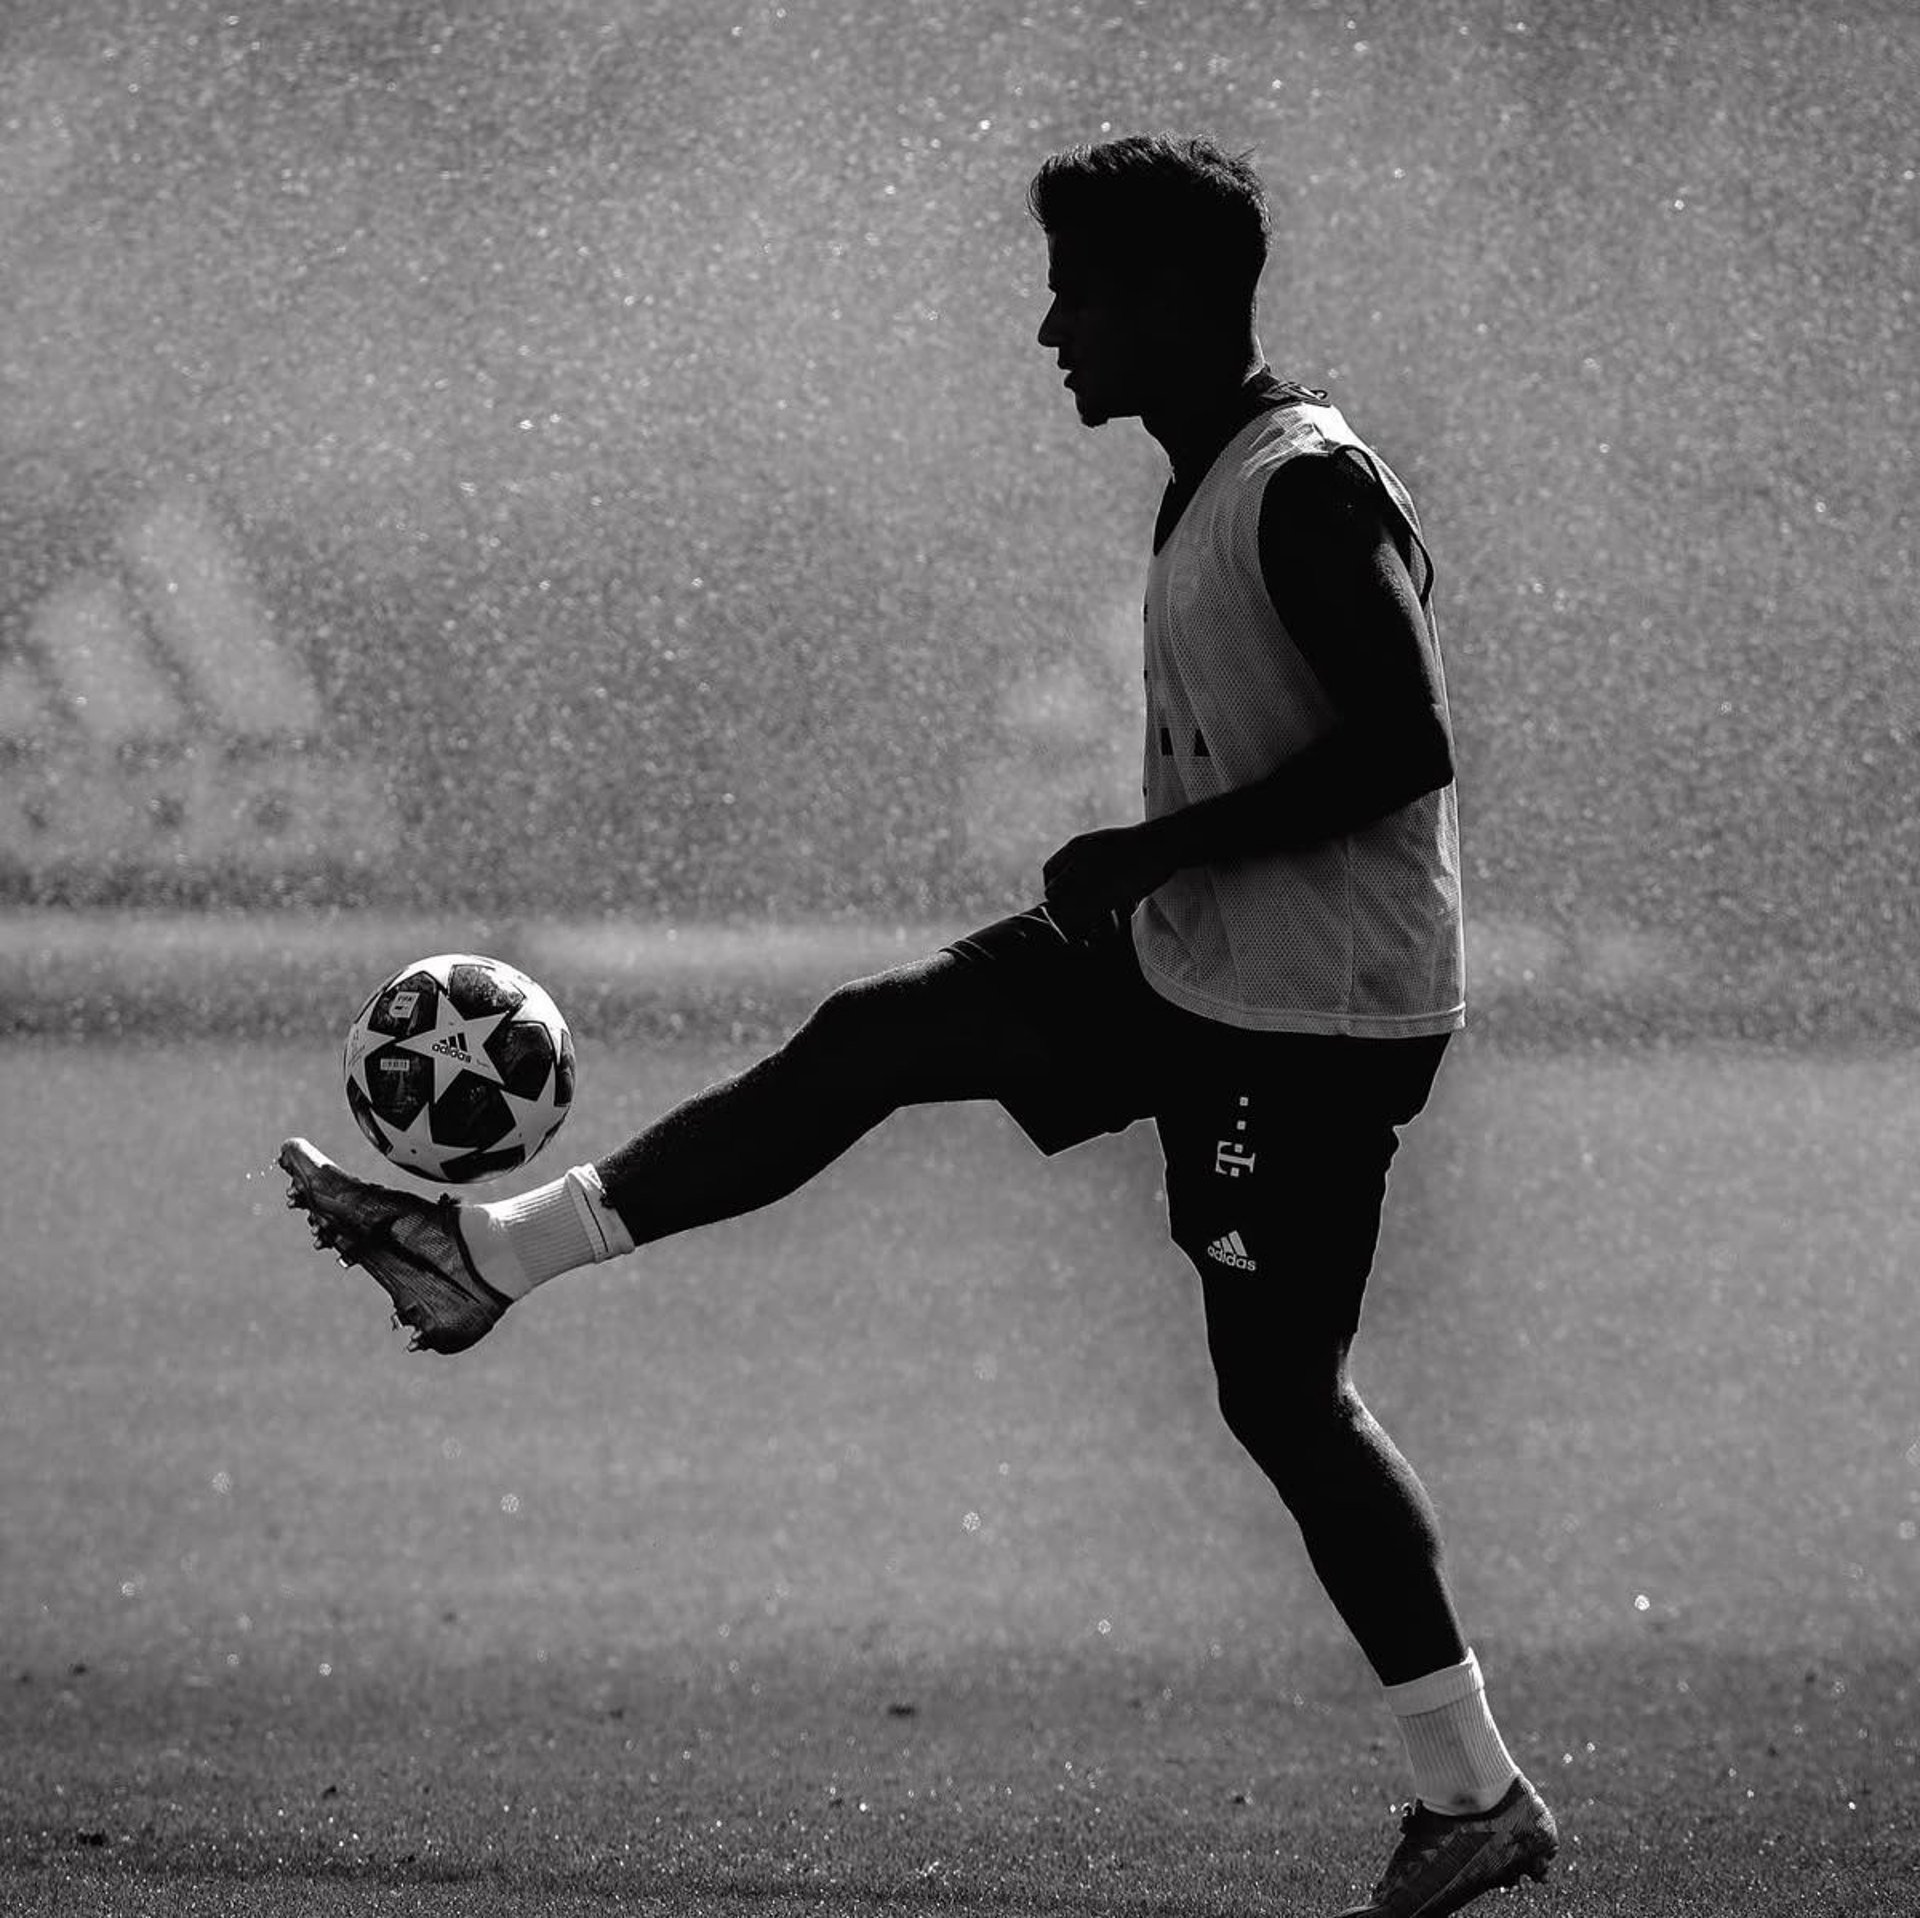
left=921, top=906, right=1161, bottom=1153
left=804, top=924, right=1149, bottom=1148
left=1158, top=1034, right=1448, bottom=1369
left=797, top=948, right=1054, bottom=1101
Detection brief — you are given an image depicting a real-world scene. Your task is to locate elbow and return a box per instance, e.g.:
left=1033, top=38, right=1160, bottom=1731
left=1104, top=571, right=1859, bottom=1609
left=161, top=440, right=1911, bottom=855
left=1320, top=715, right=1455, bottom=832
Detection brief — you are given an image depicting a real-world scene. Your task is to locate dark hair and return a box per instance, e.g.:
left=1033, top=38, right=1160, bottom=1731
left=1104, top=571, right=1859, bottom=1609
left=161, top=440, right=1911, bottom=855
left=1026, top=132, right=1271, bottom=316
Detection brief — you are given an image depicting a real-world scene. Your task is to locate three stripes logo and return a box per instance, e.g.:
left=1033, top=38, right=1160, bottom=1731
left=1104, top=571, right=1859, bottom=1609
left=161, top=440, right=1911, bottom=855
left=1205, top=1230, right=1257, bottom=1273
left=0, top=495, right=321, bottom=745
left=0, top=491, right=393, bottom=888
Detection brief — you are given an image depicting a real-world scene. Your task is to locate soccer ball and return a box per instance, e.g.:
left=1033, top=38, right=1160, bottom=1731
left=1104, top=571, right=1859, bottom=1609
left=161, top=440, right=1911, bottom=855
left=342, top=953, right=576, bottom=1184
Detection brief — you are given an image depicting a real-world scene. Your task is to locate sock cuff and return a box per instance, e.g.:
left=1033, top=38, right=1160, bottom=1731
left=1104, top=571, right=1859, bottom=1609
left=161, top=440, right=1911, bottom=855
left=1383, top=1648, right=1485, bottom=1719
left=467, top=1177, right=579, bottom=1298
left=566, top=1163, right=636, bottom=1260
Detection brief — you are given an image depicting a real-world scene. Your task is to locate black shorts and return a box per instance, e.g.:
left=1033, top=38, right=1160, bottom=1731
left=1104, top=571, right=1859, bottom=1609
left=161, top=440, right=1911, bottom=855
left=943, top=905, right=1449, bottom=1338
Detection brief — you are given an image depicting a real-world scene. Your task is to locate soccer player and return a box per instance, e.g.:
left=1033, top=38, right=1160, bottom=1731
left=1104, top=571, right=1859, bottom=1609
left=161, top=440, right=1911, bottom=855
left=282, top=133, right=1556, bottom=1917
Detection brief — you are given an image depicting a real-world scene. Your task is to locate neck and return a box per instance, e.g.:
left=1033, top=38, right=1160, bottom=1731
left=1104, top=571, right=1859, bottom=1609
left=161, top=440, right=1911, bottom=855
left=1144, top=342, right=1268, bottom=479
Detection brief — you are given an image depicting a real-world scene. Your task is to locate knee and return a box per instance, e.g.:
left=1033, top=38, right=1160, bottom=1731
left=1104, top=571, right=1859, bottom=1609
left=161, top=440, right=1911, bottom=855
left=792, top=978, right=864, bottom=1050
left=1214, top=1367, right=1361, bottom=1488
left=789, top=974, right=893, bottom=1058
left=781, top=972, right=920, bottom=1097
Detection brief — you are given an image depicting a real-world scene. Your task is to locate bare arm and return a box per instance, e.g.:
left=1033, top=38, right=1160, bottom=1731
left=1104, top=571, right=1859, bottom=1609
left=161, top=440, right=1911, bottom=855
left=1154, top=447, right=1453, bottom=865
left=1042, top=449, right=1454, bottom=933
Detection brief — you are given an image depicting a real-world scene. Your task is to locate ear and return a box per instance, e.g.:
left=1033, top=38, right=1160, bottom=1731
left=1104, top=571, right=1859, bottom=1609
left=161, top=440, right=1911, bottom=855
left=1131, top=268, right=1198, bottom=333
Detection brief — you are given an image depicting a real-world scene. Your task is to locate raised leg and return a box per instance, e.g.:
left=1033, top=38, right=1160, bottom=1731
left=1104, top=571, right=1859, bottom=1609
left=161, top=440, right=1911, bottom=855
left=595, top=950, right=1044, bottom=1247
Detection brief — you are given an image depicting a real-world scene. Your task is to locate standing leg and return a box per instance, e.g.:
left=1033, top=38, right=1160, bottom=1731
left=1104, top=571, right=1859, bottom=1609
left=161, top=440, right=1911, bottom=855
left=1199, top=1288, right=1470, bottom=1687
left=1162, top=1034, right=1524, bottom=1819
left=1198, top=1308, right=1557, bottom=1909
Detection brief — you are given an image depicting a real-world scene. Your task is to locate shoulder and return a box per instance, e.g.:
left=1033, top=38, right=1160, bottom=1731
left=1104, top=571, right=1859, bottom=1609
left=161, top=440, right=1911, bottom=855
left=1261, top=429, right=1382, bottom=499
left=1254, top=435, right=1431, bottom=608
left=1258, top=443, right=1398, bottom=549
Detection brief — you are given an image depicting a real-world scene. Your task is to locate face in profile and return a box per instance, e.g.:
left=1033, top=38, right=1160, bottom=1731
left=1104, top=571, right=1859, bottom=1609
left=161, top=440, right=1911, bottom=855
left=1036, top=232, right=1187, bottom=429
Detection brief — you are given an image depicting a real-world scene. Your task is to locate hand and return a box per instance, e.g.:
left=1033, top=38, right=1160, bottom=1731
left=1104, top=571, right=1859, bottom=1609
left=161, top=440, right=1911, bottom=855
left=1041, top=821, right=1180, bottom=942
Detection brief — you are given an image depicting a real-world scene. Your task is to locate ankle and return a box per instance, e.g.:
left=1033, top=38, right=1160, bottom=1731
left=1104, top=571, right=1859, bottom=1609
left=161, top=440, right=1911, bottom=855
left=1383, top=1648, right=1519, bottom=1815
left=462, top=1165, right=634, bottom=1297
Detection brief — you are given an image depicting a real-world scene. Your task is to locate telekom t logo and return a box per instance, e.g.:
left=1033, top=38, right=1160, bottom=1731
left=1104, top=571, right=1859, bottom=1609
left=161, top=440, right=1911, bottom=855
left=1214, top=1093, right=1256, bottom=1177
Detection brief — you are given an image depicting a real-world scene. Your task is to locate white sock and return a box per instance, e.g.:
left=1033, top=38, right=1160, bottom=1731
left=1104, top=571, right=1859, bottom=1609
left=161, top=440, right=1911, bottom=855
left=460, top=1164, right=636, bottom=1299
left=1382, top=1648, right=1520, bottom=1815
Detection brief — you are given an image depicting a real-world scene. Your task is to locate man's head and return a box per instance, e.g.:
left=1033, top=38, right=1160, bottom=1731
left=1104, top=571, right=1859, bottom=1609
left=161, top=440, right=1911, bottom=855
left=1029, top=133, right=1271, bottom=427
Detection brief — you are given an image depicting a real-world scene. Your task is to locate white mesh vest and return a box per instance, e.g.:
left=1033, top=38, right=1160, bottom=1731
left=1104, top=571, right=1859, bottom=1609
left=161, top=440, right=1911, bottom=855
left=1133, top=401, right=1466, bottom=1037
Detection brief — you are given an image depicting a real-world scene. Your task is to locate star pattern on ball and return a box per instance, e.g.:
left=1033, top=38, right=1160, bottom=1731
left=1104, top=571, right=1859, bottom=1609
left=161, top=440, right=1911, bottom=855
left=343, top=953, right=573, bottom=1183
left=382, top=1090, right=448, bottom=1169
left=393, top=987, right=512, bottom=1103
left=496, top=1072, right=569, bottom=1159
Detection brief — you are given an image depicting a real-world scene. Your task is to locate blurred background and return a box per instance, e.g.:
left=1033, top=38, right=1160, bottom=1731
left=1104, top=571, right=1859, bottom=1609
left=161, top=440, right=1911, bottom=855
left=0, top=0, right=1912, bottom=1034
left=3, top=8, right=1919, bottom=1905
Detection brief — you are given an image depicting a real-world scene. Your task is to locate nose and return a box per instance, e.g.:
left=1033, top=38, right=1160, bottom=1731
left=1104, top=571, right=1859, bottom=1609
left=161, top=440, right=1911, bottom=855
left=1037, top=295, right=1068, bottom=352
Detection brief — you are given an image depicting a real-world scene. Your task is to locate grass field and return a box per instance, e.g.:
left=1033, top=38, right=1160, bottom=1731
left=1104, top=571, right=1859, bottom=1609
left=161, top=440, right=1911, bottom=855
left=3, top=1031, right=1918, bottom=1914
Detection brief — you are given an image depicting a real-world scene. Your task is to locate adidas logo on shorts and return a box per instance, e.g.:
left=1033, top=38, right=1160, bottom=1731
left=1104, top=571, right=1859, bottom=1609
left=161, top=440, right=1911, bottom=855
left=1205, top=1230, right=1257, bottom=1273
